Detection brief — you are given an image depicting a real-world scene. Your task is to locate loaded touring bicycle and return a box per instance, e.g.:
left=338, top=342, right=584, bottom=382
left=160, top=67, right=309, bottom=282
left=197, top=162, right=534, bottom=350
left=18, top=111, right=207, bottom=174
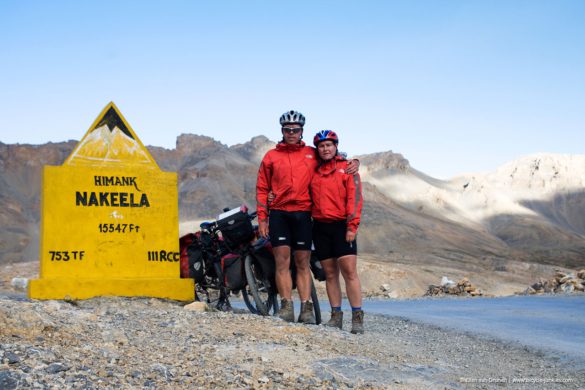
left=180, top=206, right=322, bottom=323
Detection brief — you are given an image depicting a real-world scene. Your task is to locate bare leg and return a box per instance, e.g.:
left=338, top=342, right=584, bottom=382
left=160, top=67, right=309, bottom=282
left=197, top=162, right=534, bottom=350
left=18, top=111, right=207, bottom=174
left=321, top=258, right=342, bottom=307
left=294, top=250, right=312, bottom=301
left=273, top=246, right=292, bottom=300
left=338, top=255, right=362, bottom=308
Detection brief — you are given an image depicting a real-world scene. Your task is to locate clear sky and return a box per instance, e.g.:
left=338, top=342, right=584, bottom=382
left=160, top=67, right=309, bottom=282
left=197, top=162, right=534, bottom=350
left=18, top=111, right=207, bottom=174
left=1, top=0, right=583, bottom=179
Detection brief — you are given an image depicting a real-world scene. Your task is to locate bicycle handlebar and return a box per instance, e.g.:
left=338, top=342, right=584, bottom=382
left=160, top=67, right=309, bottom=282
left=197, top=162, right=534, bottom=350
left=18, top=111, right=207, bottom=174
left=199, top=221, right=218, bottom=231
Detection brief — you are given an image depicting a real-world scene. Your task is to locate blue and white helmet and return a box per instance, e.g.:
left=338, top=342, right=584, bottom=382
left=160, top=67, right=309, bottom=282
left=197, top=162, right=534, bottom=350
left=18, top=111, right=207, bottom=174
left=313, top=130, right=339, bottom=147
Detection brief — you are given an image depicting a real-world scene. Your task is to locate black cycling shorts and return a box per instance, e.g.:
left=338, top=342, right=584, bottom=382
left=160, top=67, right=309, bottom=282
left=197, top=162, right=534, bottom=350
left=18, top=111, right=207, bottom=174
left=312, top=220, right=357, bottom=261
left=268, top=210, right=313, bottom=251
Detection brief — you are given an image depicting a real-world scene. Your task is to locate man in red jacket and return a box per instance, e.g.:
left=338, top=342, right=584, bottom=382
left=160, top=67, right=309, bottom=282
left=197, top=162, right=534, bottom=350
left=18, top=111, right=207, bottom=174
left=256, top=110, right=358, bottom=324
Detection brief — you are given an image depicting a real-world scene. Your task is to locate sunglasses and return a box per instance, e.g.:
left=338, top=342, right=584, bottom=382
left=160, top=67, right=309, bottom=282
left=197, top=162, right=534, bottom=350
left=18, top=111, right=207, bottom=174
left=282, top=127, right=303, bottom=134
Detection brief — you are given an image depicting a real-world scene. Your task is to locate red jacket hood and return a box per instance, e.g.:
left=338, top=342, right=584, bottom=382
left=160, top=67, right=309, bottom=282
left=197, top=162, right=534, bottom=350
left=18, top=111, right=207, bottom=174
left=275, top=141, right=307, bottom=152
left=316, top=156, right=348, bottom=176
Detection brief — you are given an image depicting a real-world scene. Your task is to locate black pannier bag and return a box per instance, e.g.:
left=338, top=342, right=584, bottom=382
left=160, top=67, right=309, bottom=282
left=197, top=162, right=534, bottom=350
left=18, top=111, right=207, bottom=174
left=217, top=206, right=255, bottom=248
left=310, top=252, right=326, bottom=282
left=252, top=239, right=276, bottom=282
left=187, top=243, right=205, bottom=283
left=221, top=253, right=246, bottom=291
left=179, top=232, right=207, bottom=283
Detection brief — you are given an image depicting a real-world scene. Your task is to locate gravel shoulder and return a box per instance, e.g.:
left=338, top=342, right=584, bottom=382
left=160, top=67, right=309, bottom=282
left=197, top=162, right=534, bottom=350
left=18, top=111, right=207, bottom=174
left=1, top=293, right=583, bottom=389
left=1, top=256, right=570, bottom=301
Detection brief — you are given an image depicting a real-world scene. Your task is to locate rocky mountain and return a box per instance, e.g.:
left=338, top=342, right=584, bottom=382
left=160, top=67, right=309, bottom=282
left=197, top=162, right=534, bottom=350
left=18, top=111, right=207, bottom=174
left=1, top=136, right=584, bottom=269
left=0, top=141, right=77, bottom=264
left=356, top=152, right=585, bottom=267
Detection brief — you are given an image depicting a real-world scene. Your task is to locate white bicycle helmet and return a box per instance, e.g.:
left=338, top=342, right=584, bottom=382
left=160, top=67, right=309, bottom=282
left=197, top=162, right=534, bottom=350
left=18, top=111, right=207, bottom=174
left=279, top=110, right=306, bottom=126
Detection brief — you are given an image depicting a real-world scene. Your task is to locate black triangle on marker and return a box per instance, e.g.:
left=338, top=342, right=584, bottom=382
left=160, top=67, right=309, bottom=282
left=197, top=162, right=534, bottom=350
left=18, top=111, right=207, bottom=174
left=93, top=106, right=134, bottom=140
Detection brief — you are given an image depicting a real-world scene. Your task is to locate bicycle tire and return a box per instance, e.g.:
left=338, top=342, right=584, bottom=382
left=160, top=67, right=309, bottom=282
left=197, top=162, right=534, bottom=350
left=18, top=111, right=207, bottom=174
left=244, top=254, right=273, bottom=316
left=242, top=283, right=278, bottom=315
left=310, top=279, right=322, bottom=325
left=242, top=285, right=257, bottom=314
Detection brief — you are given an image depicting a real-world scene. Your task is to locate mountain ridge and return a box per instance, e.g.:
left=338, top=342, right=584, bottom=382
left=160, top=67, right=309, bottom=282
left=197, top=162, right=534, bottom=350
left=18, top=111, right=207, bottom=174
left=0, top=137, right=583, bottom=269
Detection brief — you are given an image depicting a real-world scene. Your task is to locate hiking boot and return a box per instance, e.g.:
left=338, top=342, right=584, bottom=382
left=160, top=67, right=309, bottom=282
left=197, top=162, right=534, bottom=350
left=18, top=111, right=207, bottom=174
left=326, top=310, right=343, bottom=329
left=298, top=301, right=316, bottom=324
left=351, top=310, right=365, bottom=334
left=277, top=298, right=295, bottom=322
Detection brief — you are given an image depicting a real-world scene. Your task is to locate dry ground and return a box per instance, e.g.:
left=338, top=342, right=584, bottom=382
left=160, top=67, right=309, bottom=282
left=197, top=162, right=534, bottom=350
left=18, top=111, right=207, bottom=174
left=0, top=253, right=571, bottom=299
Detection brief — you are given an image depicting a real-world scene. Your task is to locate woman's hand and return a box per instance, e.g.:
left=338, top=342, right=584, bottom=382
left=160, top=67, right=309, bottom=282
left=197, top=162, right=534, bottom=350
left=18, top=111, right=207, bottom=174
left=346, top=229, right=356, bottom=243
left=259, top=220, right=269, bottom=239
left=346, top=159, right=360, bottom=175
left=267, top=191, right=275, bottom=204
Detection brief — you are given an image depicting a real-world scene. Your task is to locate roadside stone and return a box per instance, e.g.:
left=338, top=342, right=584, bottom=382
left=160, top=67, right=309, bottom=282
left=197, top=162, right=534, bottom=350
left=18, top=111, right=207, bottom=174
left=4, top=352, right=21, bottom=364
left=10, top=278, right=28, bottom=291
left=524, top=286, right=536, bottom=295
left=0, top=370, right=20, bottom=390
left=258, top=375, right=269, bottom=383
left=425, top=277, right=483, bottom=296
left=151, top=363, right=173, bottom=382
left=524, top=268, right=585, bottom=295
left=183, top=301, right=208, bottom=312
left=46, top=363, right=70, bottom=374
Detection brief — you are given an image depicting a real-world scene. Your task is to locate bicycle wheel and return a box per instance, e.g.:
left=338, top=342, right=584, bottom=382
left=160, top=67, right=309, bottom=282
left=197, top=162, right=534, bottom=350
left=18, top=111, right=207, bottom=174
left=310, top=279, right=322, bottom=325
left=242, top=283, right=277, bottom=315
left=241, top=286, right=256, bottom=313
left=244, top=255, right=277, bottom=316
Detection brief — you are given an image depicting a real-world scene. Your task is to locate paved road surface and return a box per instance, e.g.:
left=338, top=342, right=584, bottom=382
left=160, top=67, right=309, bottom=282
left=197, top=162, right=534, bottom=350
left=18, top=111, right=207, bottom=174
left=364, top=295, right=585, bottom=363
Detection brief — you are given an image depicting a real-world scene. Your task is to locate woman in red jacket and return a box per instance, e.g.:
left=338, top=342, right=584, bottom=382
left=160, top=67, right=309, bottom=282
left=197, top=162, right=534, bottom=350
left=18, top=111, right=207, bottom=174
left=310, top=130, right=364, bottom=334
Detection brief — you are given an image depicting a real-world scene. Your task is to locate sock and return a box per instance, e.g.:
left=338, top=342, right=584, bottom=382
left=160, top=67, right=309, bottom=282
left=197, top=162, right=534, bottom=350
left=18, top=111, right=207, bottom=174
left=351, top=306, right=362, bottom=311
left=331, top=306, right=341, bottom=312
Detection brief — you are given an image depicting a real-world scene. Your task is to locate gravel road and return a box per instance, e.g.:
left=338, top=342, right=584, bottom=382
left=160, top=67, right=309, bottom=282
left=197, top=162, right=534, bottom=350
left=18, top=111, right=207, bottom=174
left=1, top=293, right=583, bottom=389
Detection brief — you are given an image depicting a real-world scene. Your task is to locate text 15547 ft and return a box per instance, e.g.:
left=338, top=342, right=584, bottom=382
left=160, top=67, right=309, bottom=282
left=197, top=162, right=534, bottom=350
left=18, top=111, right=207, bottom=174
left=98, top=223, right=140, bottom=233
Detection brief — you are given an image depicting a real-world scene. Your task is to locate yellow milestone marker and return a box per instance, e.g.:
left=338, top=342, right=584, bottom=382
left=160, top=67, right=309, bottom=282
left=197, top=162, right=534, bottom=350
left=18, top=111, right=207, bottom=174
left=29, top=102, right=194, bottom=300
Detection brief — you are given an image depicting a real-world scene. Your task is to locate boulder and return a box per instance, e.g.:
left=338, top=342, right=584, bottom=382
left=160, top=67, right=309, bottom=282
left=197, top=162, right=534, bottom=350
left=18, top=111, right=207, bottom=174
left=10, top=277, right=28, bottom=291
left=559, top=274, right=575, bottom=284
left=184, top=301, right=209, bottom=312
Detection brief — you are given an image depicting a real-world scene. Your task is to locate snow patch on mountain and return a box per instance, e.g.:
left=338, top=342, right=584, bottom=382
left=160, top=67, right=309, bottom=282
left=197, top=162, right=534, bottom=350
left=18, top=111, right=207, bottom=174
left=362, top=153, right=585, bottom=228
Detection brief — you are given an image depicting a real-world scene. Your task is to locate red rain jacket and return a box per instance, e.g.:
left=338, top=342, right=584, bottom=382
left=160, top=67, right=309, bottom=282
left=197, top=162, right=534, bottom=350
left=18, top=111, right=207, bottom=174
left=310, top=156, right=363, bottom=233
left=256, top=141, right=318, bottom=221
